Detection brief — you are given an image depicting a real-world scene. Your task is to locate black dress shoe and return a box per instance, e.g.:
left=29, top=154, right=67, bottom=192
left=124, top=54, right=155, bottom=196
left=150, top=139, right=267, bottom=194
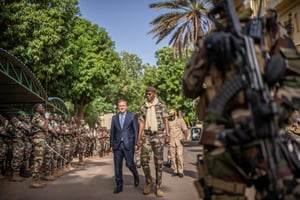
left=113, top=187, right=123, bottom=194
left=171, top=172, right=179, bottom=177
left=163, top=160, right=171, bottom=168
left=178, top=173, right=184, bottom=178
left=134, top=174, right=139, bottom=187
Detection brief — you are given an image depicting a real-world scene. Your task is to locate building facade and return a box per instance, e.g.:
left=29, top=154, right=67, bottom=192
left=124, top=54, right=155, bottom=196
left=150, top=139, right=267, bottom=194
left=249, top=0, right=300, bottom=51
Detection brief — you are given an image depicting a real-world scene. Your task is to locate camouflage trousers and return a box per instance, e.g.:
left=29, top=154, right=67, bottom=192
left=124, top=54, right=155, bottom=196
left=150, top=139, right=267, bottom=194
left=98, top=139, right=104, bottom=156
left=140, top=132, right=164, bottom=187
left=52, top=138, right=63, bottom=170
left=104, top=138, right=110, bottom=155
left=11, top=138, right=25, bottom=172
left=0, top=137, right=8, bottom=173
left=23, top=138, right=32, bottom=170
left=31, top=133, right=47, bottom=180
left=134, top=148, right=141, bottom=166
left=70, top=138, right=77, bottom=162
left=43, top=138, right=54, bottom=176
left=64, top=139, right=72, bottom=165
left=77, top=142, right=85, bottom=161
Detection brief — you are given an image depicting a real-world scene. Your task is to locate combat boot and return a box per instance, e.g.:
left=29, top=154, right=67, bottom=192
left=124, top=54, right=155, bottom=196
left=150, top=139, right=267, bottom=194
left=55, top=168, right=64, bottom=177
left=0, top=170, right=4, bottom=180
left=156, top=187, right=164, bottom=197
left=0, top=175, right=5, bottom=180
left=43, top=174, right=55, bottom=181
left=11, top=172, right=25, bottom=182
left=29, top=179, right=45, bottom=188
left=62, top=166, right=69, bottom=173
left=79, top=159, right=84, bottom=165
left=67, top=164, right=74, bottom=171
left=20, top=164, right=31, bottom=178
left=52, top=169, right=59, bottom=178
left=143, top=178, right=154, bottom=195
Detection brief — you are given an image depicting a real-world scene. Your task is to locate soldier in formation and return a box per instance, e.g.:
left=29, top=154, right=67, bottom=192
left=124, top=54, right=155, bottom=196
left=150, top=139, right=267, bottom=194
left=10, top=111, right=31, bottom=182
left=0, top=114, right=9, bottom=180
left=0, top=104, right=111, bottom=189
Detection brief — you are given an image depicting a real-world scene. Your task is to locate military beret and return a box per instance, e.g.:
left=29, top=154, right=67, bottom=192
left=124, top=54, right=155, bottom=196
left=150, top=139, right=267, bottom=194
left=146, top=86, right=156, bottom=93
left=17, top=111, right=27, bottom=117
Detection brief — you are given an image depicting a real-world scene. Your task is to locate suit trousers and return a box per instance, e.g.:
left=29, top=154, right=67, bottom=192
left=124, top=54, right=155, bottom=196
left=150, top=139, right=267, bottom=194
left=113, top=142, right=137, bottom=187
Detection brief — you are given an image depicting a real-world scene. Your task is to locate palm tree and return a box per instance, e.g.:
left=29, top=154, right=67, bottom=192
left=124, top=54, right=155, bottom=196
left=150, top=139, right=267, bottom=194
left=148, top=0, right=212, bottom=58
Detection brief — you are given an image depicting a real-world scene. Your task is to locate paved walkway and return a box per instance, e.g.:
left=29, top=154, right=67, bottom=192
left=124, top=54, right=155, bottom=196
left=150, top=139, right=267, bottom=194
left=0, top=143, right=201, bottom=200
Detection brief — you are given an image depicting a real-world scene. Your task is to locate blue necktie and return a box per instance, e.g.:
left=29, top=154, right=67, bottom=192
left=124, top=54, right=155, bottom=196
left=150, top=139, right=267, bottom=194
left=120, top=115, right=124, bottom=129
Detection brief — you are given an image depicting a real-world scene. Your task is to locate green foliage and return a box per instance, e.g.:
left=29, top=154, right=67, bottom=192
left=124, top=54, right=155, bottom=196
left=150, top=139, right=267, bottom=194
left=0, top=0, right=201, bottom=122
left=148, top=0, right=212, bottom=57
left=104, top=51, right=148, bottom=113
left=150, top=46, right=196, bottom=119
left=0, top=0, right=121, bottom=120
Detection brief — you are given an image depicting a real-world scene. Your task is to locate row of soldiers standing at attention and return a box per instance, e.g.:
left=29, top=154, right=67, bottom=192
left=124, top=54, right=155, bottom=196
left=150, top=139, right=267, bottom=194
left=0, top=103, right=111, bottom=188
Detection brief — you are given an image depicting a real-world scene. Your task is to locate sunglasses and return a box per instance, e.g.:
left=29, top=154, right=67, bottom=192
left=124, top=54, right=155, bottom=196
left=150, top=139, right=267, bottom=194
left=146, top=92, right=153, bottom=96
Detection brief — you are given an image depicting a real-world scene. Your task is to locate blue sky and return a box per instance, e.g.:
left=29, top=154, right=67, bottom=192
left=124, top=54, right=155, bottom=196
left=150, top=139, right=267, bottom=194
left=77, top=0, right=170, bottom=66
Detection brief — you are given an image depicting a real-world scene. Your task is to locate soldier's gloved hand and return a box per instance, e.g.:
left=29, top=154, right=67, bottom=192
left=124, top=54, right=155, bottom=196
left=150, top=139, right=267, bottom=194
left=205, top=32, right=237, bottom=68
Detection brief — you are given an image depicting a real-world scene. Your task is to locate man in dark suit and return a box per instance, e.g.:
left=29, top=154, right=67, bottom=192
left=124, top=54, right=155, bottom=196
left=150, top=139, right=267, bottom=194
left=110, top=99, right=139, bottom=194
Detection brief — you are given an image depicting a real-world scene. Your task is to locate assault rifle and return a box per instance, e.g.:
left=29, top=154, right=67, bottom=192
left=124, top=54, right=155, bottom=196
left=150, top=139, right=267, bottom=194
left=207, top=0, right=283, bottom=198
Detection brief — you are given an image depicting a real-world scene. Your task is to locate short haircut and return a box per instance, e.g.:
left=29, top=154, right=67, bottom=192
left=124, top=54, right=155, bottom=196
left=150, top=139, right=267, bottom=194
left=118, top=99, right=127, bottom=104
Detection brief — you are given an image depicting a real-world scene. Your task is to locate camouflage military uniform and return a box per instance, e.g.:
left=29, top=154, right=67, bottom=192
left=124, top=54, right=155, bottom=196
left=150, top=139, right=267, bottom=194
left=0, top=115, right=9, bottom=179
left=77, top=121, right=86, bottom=165
left=103, top=128, right=110, bottom=156
left=52, top=114, right=64, bottom=177
left=69, top=117, right=77, bottom=165
left=10, top=113, right=30, bottom=182
left=134, top=146, right=141, bottom=168
left=138, top=86, right=169, bottom=197
left=97, top=128, right=104, bottom=157
left=183, top=0, right=300, bottom=199
left=22, top=116, right=32, bottom=178
left=64, top=116, right=76, bottom=169
left=42, top=114, right=57, bottom=181
left=30, top=104, right=49, bottom=188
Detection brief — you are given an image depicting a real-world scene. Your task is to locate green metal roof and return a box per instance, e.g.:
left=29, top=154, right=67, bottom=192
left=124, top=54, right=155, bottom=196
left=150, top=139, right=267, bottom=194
left=0, top=48, right=68, bottom=116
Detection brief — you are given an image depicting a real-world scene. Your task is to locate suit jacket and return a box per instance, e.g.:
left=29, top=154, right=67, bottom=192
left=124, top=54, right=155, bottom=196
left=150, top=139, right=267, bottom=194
left=110, top=111, right=138, bottom=151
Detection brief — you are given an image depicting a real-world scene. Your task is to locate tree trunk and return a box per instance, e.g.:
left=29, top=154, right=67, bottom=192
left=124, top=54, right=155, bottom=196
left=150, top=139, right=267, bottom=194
left=73, top=98, right=88, bottom=120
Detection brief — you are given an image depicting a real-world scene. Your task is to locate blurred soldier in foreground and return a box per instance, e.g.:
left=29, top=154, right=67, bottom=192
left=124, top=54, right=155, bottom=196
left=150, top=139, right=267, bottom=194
left=183, top=0, right=300, bottom=199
